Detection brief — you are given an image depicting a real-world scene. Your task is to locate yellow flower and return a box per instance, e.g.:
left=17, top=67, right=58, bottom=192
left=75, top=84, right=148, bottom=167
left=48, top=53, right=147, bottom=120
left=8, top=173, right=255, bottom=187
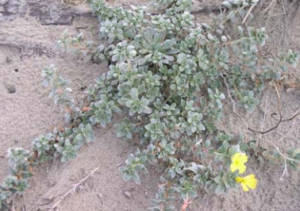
left=230, top=153, right=248, bottom=174
left=236, top=174, right=258, bottom=192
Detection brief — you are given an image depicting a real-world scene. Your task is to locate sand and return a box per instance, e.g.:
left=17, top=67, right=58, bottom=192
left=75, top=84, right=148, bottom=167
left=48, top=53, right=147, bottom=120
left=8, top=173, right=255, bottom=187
left=0, top=0, right=300, bottom=210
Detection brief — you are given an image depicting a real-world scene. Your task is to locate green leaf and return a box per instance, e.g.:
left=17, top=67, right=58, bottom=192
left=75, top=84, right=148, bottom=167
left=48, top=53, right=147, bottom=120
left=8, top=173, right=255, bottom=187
left=130, top=88, right=139, bottom=99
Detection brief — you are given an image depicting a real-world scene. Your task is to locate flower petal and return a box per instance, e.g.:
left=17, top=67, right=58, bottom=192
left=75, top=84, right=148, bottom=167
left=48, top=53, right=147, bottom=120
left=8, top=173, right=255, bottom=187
left=231, top=153, right=248, bottom=164
left=235, top=176, right=243, bottom=183
left=236, top=174, right=258, bottom=192
left=244, top=174, right=258, bottom=190
left=238, top=164, right=246, bottom=174
left=241, top=182, right=249, bottom=192
left=230, top=163, right=246, bottom=174
left=230, top=163, right=237, bottom=173
left=239, top=153, right=248, bottom=164
left=231, top=153, right=240, bottom=163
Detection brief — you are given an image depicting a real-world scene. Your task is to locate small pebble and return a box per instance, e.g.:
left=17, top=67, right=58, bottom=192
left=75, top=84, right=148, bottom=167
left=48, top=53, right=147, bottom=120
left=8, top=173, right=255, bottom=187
left=123, top=191, right=131, bottom=199
left=3, top=82, right=16, bottom=93
left=49, top=179, right=57, bottom=187
left=69, top=175, right=77, bottom=181
left=6, top=57, right=12, bottom=63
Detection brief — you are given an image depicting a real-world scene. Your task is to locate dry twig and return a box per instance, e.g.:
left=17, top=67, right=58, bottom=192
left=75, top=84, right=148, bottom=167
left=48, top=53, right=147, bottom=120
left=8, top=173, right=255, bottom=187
left=221, top=74, right=248, bottom=129
left=259, top=91, right=270, bottom=134
left=261, top=0, right=277, bottom=16
left=242, top=3, right=257, bottom=24
left=49, top=167, right=100, bottom=211
left=281, top=107, right=300, bottom=122
left=249, top=95, right=300, bottom=134
left=248, top=86, right=283, bottom=134
left=252, top=135, right=299, bottom=180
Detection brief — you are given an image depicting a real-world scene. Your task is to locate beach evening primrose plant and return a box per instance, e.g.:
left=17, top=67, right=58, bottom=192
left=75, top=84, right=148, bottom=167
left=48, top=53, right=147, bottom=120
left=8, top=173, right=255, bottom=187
left=0, top=0, right=300, bottom=210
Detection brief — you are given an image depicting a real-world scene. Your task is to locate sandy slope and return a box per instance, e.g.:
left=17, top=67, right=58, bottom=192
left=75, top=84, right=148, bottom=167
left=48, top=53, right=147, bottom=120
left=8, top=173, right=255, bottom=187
left=0, top=0, right=300, bottom=210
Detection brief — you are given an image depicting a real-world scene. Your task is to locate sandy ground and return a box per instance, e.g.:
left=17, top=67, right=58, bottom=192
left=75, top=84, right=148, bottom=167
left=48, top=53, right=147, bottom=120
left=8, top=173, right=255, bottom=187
left=0, top=0, right=300, bottom=211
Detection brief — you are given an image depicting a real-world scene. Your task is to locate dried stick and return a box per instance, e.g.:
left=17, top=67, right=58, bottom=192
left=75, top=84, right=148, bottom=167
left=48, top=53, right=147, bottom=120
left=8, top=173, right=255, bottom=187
left=248, top=86, right=283, bottom=134
left=282, top=108, right=300, bottom=122
left=221, top=74, right=248, bottom=129
left=242, top=3, right=257, bottom=24
left=261, top=0, right=277, bottom=15
left=252, top=135, right=299, bottom=181
left=249, top=94, right=300, bottom=134
left=277, top=120, right=296, bottom=143
left=260, top=91, right=269, bottom=134
left=49, top=167, right=100, bottom=211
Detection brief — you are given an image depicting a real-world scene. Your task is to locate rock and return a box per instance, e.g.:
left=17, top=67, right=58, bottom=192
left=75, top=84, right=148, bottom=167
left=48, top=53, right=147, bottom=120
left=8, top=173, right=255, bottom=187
left=123, top=191, right=131, bottom=199
left=48, top=179, right=57, bottom=187
left=3, top=82, right=16, bottom=93
left=1, top=0, right=76, bottom=25
left=39, top=197, right=54, bottom=206
left=69, top=175, right=77, bottom=181
left=28, top=0, right=75, bottom=25
left=0, top=0, right=9, bottom=4
left=0, top=0, right=27, bottom=21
